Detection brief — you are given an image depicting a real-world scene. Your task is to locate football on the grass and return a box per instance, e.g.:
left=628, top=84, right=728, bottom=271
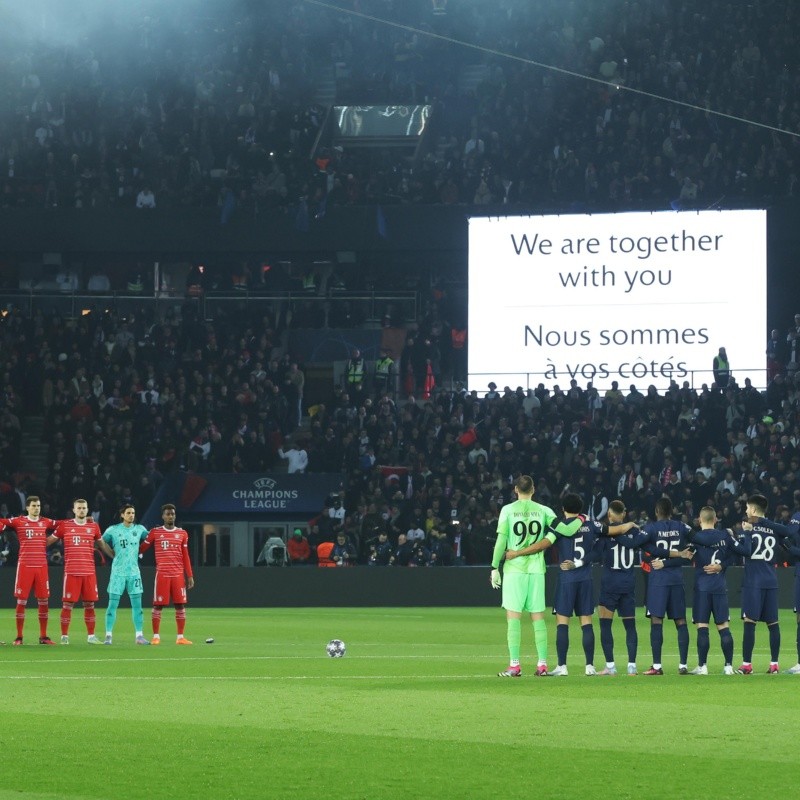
left=326, top=639, right=346, bottom=658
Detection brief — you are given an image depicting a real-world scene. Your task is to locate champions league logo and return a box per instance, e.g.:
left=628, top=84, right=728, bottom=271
left=232, top=477, right=300, bottom=509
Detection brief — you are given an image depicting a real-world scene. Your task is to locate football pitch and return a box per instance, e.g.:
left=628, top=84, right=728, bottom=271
left=1, top=607, right=799, bottom=800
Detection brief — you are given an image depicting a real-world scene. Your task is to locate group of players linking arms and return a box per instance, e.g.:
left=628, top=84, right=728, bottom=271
left=491, top=475, right=800, bottom=677
left=0, top=497, right=194, bottom=646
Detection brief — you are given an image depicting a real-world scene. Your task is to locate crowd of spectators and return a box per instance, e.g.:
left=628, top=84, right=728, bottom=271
left=3, top=0, right=800, bottom=566
left=1, top=0, right=799, bottom=217
left=4, top=297, right=800, bottom=568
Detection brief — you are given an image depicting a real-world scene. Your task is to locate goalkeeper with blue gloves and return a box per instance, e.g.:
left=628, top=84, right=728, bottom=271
left=491, top=475, right=580, bottom=677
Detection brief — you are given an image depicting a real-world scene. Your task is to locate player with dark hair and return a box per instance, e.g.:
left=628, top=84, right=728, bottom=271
left=640, top=497, right=692, bottom=675
left=595, top=500, right=650, bottom=675
left=490, top=475, right=579, bottom=677
left=141, top=504, right=194, bottom=645
left=101, top=504, right=150, bottom=645
left=48, top=498, right=103, bottom=644
left=0, top=496, right=57, bottom=645
left=541, top=493, right=602, bottom=677
left=733, top=494, right=794, bottom=673
left=683, top=506, right=736, bottom=675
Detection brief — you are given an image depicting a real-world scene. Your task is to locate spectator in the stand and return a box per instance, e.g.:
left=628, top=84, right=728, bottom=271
left=367, top=530, right=393, bottom=566
left=87, top=270, right=111, bottom=292
left=713, top=347, right=731, bottom=388
left=135, top=186, right=156, bottom=209
left=287, top=528, right=311, bottom=565
left=278, top=442, right=308, bottom=474
left=331, top=532, right=357, bottom=567
left=389, top=533, right=413, bottom=566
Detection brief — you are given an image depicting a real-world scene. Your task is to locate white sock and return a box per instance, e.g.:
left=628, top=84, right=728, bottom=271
left=606, top=662, right=615, bottom=670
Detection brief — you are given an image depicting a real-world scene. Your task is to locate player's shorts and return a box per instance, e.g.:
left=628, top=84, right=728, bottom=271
left=63, top=573, right=99, bottom=603
left=14, top=564, right=49, bottom=600
left=502, top=572, right=545, bottom=614
left=692, top=590, right=729, bottom=625
left=108, top=573, right=143, bottom=597
left=598, top=585, right=636, bottom=617
left=645, top=583, right=686, bottom=620
left=553, top=578, right=594, bottom=617
left=794, top=575, right=800, bottom=614
left=740, top=585, right=778, bottom=623
left=153, top=573, right=188, bottom=606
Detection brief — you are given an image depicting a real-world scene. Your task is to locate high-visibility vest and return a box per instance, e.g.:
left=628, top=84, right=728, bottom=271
left=347, top=358, right=364, bottom=384
left=375, top=357, right=393, bottom=379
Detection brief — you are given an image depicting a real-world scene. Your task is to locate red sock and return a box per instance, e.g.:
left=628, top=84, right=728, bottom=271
left=176, top=606, right=186, bottom=636
left=38, top=600, right=49, bottom=638
left=61, top=603, right=73, bottom=636
left=84, top=602, right=96, bottom=636
left=152, top=606, right=162, bottom=635
left=15, top=603, right=25, bottom=638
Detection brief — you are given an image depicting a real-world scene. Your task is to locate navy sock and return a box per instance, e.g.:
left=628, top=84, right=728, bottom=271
left=742, top=621, right=756, bottom=663
left=677, top=623, right=689, bottom=664
left=599, top=618, right=614, bottom=662
left=556, top=624, right=569, bottom=666
left=623, top=617, right=637, bottom=662
left=696, top=627, right=710, bottom=666
left=768, top=623, right=781, bottom=662
left=582, top=623, right=595, bottom=665
left=650, top=624, right=663, bottom=664
left=719, top=627, right=734, bottom=665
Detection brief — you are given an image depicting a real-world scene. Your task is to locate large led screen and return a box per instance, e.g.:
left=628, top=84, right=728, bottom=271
left=468, top=210, right=767, bottom=392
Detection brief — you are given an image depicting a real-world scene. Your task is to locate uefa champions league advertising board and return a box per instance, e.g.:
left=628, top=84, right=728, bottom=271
left=468, top=209, right=767, bottom=391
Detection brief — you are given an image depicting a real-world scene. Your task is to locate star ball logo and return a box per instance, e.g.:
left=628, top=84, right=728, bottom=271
left=232, top=477, right=299, bottom=509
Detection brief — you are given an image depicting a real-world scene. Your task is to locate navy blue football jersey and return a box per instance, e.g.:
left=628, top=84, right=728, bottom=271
left=730, top=517, right=794, bottom=589
left=687, top=528, right=734, bottom=594
left=553, top=518, right=602, bottom=583
left=641, top=519, right=691, bottom=586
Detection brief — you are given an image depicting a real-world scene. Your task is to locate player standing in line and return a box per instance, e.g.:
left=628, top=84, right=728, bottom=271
left=682, top=507, right=736, bottom=675
left=595, top=500, right=650, bottom=675
left=521, top=493, right=602, bottom=677
left=48, top=498, right=103, bottom=644
left=140, top=504, right=194, bottom=645
left=0, top=496, right=57, bottom=645
left=782, top=508, right=800, bottom=673
left=639, top=497, right=693, bottom=675
left=732, top=494, right=794, bottom=674
left=100, top=504, right=150, bottom=645
left=490, top=475, right=580, bottom=677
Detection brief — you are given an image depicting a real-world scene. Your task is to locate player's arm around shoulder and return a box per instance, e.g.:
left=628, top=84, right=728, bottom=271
left=139, top=527, right=154, bottom=553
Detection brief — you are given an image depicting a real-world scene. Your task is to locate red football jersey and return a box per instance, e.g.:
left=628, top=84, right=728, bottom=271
left=52, top=519, right=101, bottom=575
left=146, top=526, right=193, bottom=578
left=1, top=516, right=56, bottom=567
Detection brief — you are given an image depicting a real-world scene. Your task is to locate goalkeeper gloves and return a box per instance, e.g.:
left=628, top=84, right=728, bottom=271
left=490, top=568, right=502, bottom=589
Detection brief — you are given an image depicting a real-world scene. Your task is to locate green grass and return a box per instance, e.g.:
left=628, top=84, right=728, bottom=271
left=1, top=608, right=799, bottom=799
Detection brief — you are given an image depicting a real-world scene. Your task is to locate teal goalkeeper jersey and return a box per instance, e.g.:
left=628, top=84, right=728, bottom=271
left=492, top=499, right=558, bottom=574
left=102, top=523, right=148, bottom=577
